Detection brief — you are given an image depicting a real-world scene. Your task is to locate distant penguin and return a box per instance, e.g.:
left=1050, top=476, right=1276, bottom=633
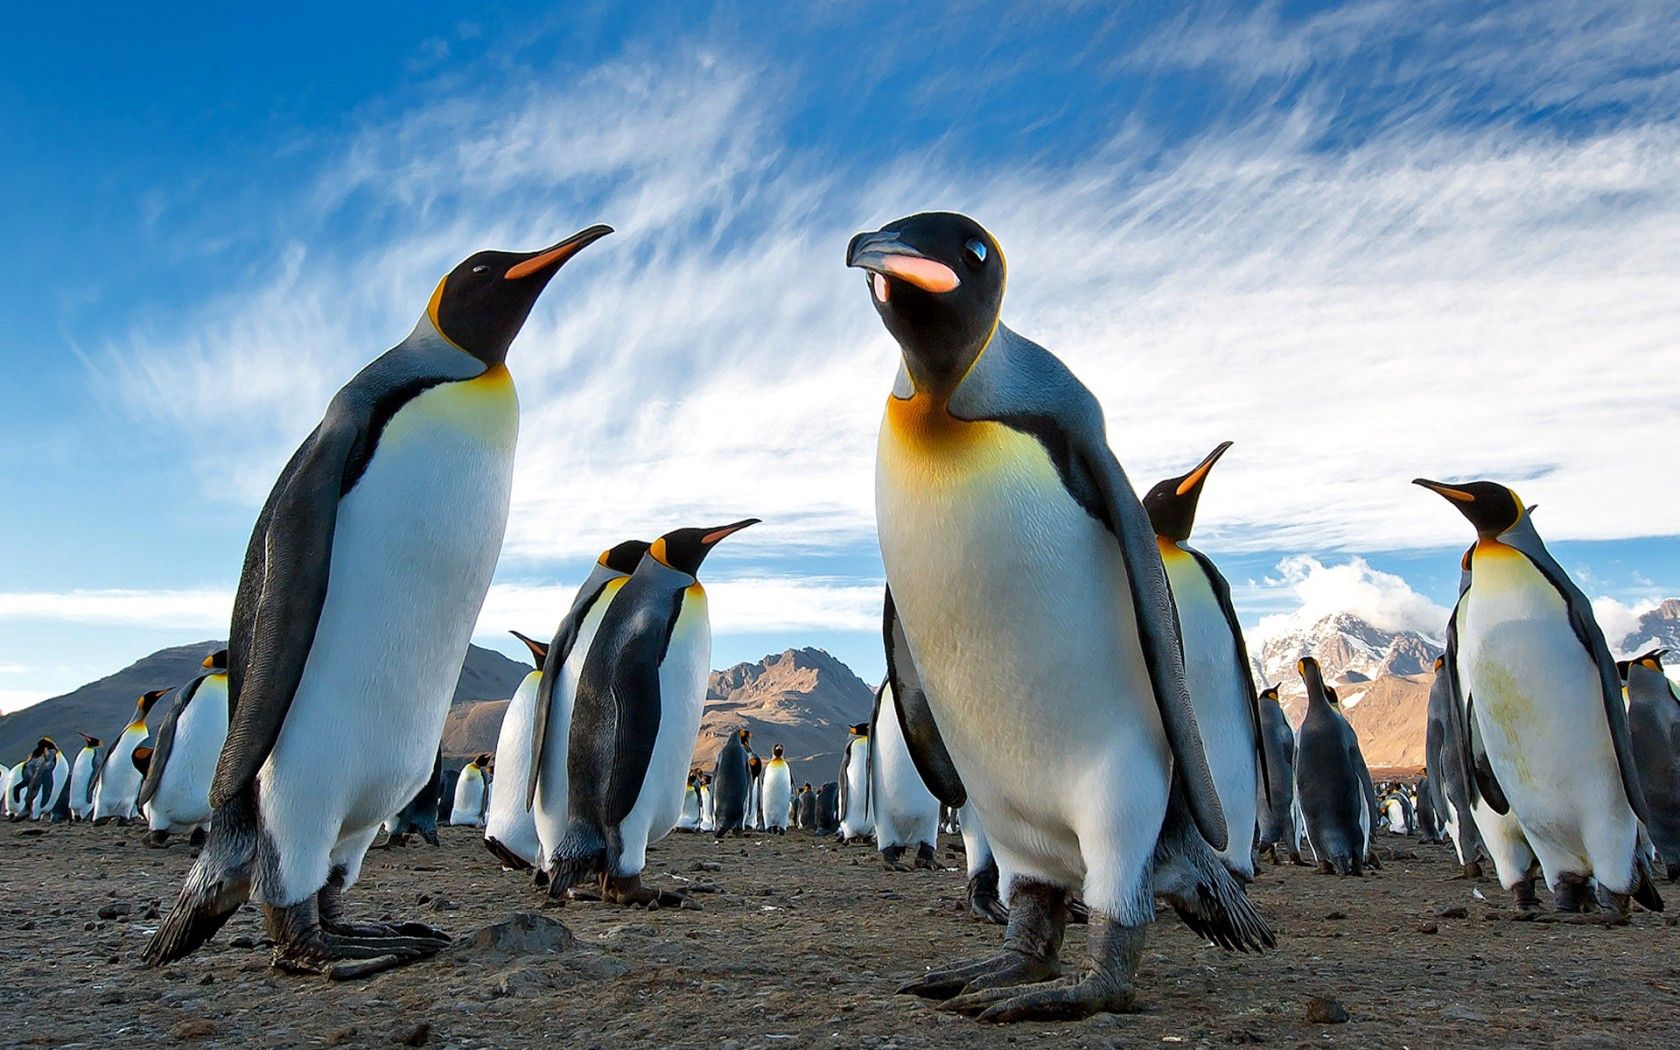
left=529, top=540, right=649, bottom=872
left=69, top=734, right=106, bottom=822
left=3, top=760, right=26, bottom=817
left=677, top=772, right=702, bottom=831
left=450, top=755, right=491, bottom=827
left=1413, top=776, right=1445, bottom=845
left=1254, top=687, right=1301, bottom=866
left=1417, top=479, right=1662, bottom=914
left=144, top=226, right=611, bottom=977
left=437, top=768, right=460, bottom=825
left=484, top=631, right=548, bottom=870
left=1294, top=659, right=1370, bottom=876
left=92, top=689, right=166, bottom=825
left=139, top=650, right=231, bottom=844
left=836, top=722, right=872, bottom=842
left=1624, top=650, right=1680, bottom=880
left=699, top=773, right=716, bottom=832
left=1380, top=793, right=1412, bottom=835
left=795, top=783, right=816, bottom=830
left=382, top=750, right=443, bottom=847
left=856, top=212, right=1268, bottom=1019
left=1144, top=442, right=1267, bottom=880
left=760, top=745, right=792, bottom=834
left=815, top=782, right=840, bottom=836
left=712, top=728, right=753, bottom=838
left=546, top=520, right=758, bottom=906
left=870, top=683, right=939, bottom=870
left=746, top=752, right=764, bottom=831
left=38, top=744, right=73, bottom=822
left=1425, top=655, right=1487, bottom=876
left=19, top=740, right=66, bottom=822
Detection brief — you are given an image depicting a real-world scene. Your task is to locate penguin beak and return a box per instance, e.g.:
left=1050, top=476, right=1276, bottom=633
left=510, top=630, right=548, bottom=667
left=846, top=231, right=960, bottom=295
left=1412, top=478, right=1476, bottom=504
left=1175, top=441, right=1233, bottom=497
left=505, top=224, right=614, bottom=281
left=201, top=654, right=217, bottom=669
left=700, top=518, right=760, bottom=547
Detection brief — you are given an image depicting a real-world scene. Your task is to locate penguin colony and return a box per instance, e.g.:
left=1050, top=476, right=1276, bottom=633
left=0, top=211, right=1661, bottom=1026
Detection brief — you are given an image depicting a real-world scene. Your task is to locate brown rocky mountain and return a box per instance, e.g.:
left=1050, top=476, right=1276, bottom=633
left=0, top=641, right=532, bottom=763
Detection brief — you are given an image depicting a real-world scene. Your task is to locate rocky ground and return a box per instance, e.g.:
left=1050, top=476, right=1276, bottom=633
left=2, top=820, right=1678, bottom=1048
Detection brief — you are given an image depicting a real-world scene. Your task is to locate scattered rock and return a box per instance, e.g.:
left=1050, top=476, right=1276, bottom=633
left=1442, top=1005, right=1488, bottom=1023
left=427, top=897, right=460, bottom=912
left=96, top=903, right=130, bottom=920
left=229, top=936, right=256, bottom=949
left=1438, top=906, right=1469, bottom=919
left=389, top=1021, right=431, bottom=1046
left=326, top=1028, right=359, bottom=1046
left=1416, top=921, right=1439, bottom=934
left=1305, top=996, right=1349, bottom=1024
left=690, top=861, right=722, bottom=872
left=197, top=973, right=215, bottom=985
left=1323, top=910, right=1347, bottom=921
left=171, top=1019, right=217, bottom=1041
left=453, top=912, right=573, bottom=961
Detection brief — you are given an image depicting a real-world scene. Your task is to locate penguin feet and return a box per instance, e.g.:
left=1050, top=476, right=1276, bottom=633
left=938, top=916, right=1143, bottom=1023
left=1552, top=872, right=1593, bottom=913
left=915, top=842, right=939, bottom=871
left=904, top=880, right=1065, bottom=1000
left=144, top=830, right=171, bottom=848
left=1508, top=877, right=1542, bottom=913
left=602, top=873, right=701, bottom=911
left=264, top=901, right=448, bottom=981
left=880, top=845, right=913, bottom=872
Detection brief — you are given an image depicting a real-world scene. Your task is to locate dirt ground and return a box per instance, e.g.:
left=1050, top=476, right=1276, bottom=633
left=2, top=820, right=1677, bottom=1049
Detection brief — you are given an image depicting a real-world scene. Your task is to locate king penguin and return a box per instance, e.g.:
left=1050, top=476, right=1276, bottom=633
left=746, top=750, right=764, bottom=830
left=1254, top=687, right=1301, bottom=866
left=484, top=631, right=548, bottom=870
left=21, top=739, right=68, bottom=822
left=712, top=728, right=753, bottom=837
left=144, top=225, right=612, bottom=978
left=1143, top=442, right=1268, bottom=881
left=760, top=745, right=792, bottom=834
left=1417, top=479, right=1662, bottom=914
left=69, top=734, right=106, bottom=822
left=677, top=771, right=702, bottom=831
left=854, top=211, right=1269, bottom=1022
left=1293, top=658, right=1369, bottom=875
left=139, top=649, right=231, bottom=845
left=794, top=782, right=816, bottom=830
left=1425, top=655, right=1484, bottom=874
left=836, top=722, right=873, bottom=843
left=870, top=682, right=941, bottom=870
left=93, top=689, right=166, bottom=825
left=450, top=755, right=492, bottom=827
left=1621, top=650, right=1680, bottom=880
left=546, top=519, right=757, bottom=906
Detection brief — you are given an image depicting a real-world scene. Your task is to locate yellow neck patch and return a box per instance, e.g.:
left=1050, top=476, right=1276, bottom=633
left=649, top=537, right=670, bottom=567
left=425, top=277, right=466, bottom=352
left=884, top=392, right=987, bottom=453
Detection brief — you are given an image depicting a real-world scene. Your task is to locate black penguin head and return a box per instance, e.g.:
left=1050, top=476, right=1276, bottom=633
left=510, top=630, right=549, bottom=669
left=79, top=733, right=101, bottom=748
left=132, top=746, right=154, bottom=775
left=1258, top=686, right=1280, bottom=703
left=649, top=519, right=760, bottom=576
left=32, top=737, right=54, bottom=757
left=1625, top=648, right=1668, bottom=683
left=598, top=539, right=652, bottom=575
left=1144, top=442, right=1233, bottom=543
left=135, top=688, right=168, bottom=722
left=1413, top=479, right=1527, bottom=539
left=737, top=728, right=752, bottom=747
left=427, top=224, right=613, bottom=368
left=1433, top=655, right=1446, bottom=673
left=476, top=753, right=493, bottom=771
left=772, top=744, right=784, bottom=758
left=1296, top=657, right=1329, bottom=699
left=202, top=649, right=229, bottom=671
left=847, top=212, right=1005, bottom=397
left=849, top=722, right=869, bottom=737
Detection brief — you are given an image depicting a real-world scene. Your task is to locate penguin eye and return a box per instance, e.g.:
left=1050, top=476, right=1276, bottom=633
left=963, top=239, right=988, bottom=267
left=471, top=264, right=489, bottom=274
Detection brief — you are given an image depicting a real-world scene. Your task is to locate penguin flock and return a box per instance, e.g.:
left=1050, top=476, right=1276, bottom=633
left=0, top=209, right=1669, bottom=1028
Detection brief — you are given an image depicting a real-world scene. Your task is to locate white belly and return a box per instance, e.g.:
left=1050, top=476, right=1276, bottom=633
left=34, top=754, right=69, bottom=817
left=259, top=367, right=516, bottom=858
left=452, top=769, right=487, bottom=824
left=1459, top=544, right=1634, bottom=882
left=872, top=685, right=940, bottom=848
left=533, top=579, right=627, bottom=865
left=762, top=760, right=792, bottom=829
left=150, top=676, right=229, bottom=828
left=1163, top=549, right=1259, bottom=874
left=70, top=751, right=97, bottom=818
left=876, top=401, right=1170, bottom=893
left=485, top=670, right=542, bottom=864
left=840, top=739, right=874, bottom=837
left=94, top=728, right=148, bottom=820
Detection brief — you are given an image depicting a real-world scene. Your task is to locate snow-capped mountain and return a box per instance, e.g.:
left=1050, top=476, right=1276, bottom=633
left=1251, top=611, right=1441, bottom=706
left=1615, top=598, right=1680, bottom=657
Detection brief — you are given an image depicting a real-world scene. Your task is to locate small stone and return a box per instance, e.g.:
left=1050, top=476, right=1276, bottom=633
left=689, top=861, right=722, bottom=872
left=172, top=1019, right=217, bottom=1041
left=452, top=912, right=572, bottom=960
left=198, top=973, right=215, bottom=985
left=326, top=1028, right=359, bottom=1046
left=390, top=1021, right=431, bottom=1046
left=1322, top=910, right=1347, bottom=921
left=1305, top=996, right=1349, bottom=1024
left=230, top=935, right=256, bottom=949
left=97, top=903, right=130, bottom=920
left=1416, top=921, right=1438, bottom=934
left=427, top=897, right=459, bottom=912
left=1437, top=906, right=1469, bottom=919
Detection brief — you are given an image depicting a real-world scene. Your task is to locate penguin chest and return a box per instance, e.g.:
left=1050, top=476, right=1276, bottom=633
left=1458, top=546, right=1619, bottom=810
left=487, top=671, right=541, bottom=829
left=635, top=588, right=712, bottom=834
left=875, top=400, right=1167, bottom=834
left=154, top=680, right=230, bottom=820
left=1161, top=550, right=1258, bottom=808
left=262, top=367, right=518, bottom=832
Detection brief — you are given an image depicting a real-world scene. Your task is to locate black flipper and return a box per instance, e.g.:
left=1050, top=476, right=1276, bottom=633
left=1186, top=546, right=1270, bottom=808
left=528, top=574, right=617, bottom=807
left=1464, top=693, right=1511, bottom=815
left=883, top=588, right=967, bottom=808
left=138, top=677, right=201, bottom=810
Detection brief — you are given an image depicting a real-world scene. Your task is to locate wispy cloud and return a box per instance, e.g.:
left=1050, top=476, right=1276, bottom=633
left=0, top=588, right=231, bottom=629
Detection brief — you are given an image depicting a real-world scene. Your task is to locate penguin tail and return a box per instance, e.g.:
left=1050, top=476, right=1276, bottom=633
left=484, top=835, right=533, bottom=871
left=545, top=819, right=608, bottom=897
left=1633, top=855, right=1666, bottom=913
left=1153, top=780, right=1275, bottom=953
left=142, top=801, right=257, bottom=967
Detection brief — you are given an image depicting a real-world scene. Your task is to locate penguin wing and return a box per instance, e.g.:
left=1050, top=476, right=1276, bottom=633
left=138, top=680, right=196, bottom=808
left=1185, top=546, right=1271, bottom=806
left=567, top=591, right=675, bottom=829
left=1445, top=604, right=1513, bottom=815
left=837, top=738, right=851, bottom=818
left=949, top=327, right=1227, bottom=849
left=528, top=572, right=617, bottom=807
left=1504, top=531, right=1652, bottom=824
left=883, top=587, right=968, bottom=807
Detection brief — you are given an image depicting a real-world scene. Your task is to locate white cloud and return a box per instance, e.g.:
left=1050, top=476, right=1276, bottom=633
left=0, top=588, right=231, bottom=629
left=1592, top=595, right=1665, bottom=653
left=1247, top=555, right=1451, bottom=646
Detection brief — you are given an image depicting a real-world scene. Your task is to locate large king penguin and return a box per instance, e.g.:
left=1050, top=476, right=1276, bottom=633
left=1143, top=442, right=1267, bottom=880
left=1254, top=687, right=1300, bottom=866
left=139, top=649, right=231, bottom=844
left=854, top=212, right=1269, bottom=1022
left=870, top=682, right=942, bottom=870
left=483, top=631, right=548, bottom=870
left=760, top=744, right=792, bottom=834
left=546, top=519, right=757, bottom=906
left=712, top=728, right=753, bottom=837
left=529, top=540, right=650, bottom=870
left=1624, top=651, right=1680, bottom=879
left=1417, top=479, right=1662, bottom=913
left=93, top=689, right=166, bottom=824
left=69, top=734, right=106, bottom=822
left=1425, top=655, right=1485, bottom=876
left=1293, top=658, right=1370, bottom=875
left=145, top=226, right=612, bottom=977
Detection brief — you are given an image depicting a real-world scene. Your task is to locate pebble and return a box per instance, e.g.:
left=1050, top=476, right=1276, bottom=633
left=1305, top=996, right=1349, bottom=1024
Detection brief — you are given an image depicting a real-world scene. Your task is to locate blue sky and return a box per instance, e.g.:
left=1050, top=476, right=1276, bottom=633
left=2, top=2, right=1679, bottom=710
